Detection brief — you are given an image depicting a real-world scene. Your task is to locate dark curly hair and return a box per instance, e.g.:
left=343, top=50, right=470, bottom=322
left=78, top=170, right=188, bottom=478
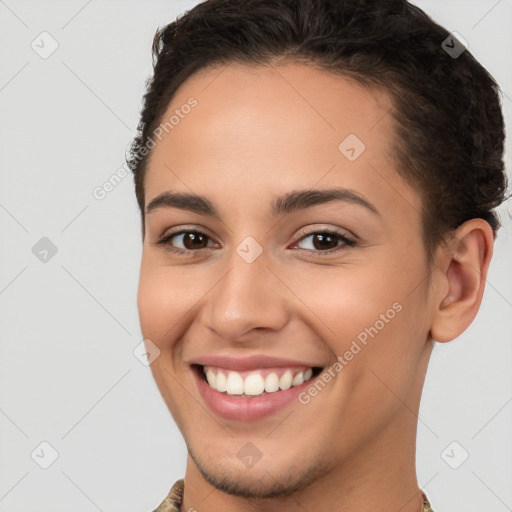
left=126, top=0, right=508, bottom=266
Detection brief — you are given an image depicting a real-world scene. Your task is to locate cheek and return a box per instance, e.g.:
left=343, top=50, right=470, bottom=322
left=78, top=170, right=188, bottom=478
left=137, top=260, right=197, bottom=345
left=289, top=263, right=400, bottom=339
left=296, top=256, right=426, bottom=371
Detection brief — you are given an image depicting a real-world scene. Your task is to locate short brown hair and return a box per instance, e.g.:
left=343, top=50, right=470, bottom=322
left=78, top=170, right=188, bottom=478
left=127, top=0, right=509, bottom=265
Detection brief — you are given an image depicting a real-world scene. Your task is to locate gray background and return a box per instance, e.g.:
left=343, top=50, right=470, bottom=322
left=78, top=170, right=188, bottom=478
left=0, top=1, right=510, bottom=511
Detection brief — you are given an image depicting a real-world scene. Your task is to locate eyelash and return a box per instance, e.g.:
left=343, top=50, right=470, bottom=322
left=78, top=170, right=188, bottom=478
left=154, top=228, right=357, bottom=256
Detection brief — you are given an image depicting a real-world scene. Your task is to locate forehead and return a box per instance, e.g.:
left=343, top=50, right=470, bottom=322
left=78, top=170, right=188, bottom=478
left=144, top=61, right=421, bottom=222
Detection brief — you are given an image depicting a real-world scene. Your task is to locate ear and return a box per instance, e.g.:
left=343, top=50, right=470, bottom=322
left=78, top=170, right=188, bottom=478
left=429, top=219, right=495, bottom=343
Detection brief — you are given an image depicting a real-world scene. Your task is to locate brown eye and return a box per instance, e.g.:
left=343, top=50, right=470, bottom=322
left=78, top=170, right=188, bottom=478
left=311, top=233, right=338, bottom=250
left=155, top=230, right=217, bottom=253
left=294, top=230, right=356, bottom=253
left=180, top=232, right=209, bottom=250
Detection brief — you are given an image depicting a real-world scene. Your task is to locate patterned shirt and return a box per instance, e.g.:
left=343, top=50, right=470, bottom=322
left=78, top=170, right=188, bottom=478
left=152, top=478, right=436, bottom=512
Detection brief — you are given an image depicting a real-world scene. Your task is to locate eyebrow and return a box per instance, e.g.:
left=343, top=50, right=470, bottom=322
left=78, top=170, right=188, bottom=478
left=145, top=187, right=381, bottom=218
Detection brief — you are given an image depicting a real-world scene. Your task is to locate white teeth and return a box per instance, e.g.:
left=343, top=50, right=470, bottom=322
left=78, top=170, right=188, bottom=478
left=206, top=369, right=216, bottom=388
left=244, top=373, right=265, bottom=395
left=279, top=370, right=293, bottom=391
left=215, top=371, right=227, bottom=392
left=203, top=366, right=317, bottom=396
left=226, top=372, right=244, bottom=395
left=264, top=372, right=280, bottom=392
left=292, top=371, right=304, bottom=386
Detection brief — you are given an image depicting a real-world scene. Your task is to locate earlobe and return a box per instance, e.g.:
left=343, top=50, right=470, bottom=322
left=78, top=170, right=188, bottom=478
left=429, top=219, right=494, bottom=343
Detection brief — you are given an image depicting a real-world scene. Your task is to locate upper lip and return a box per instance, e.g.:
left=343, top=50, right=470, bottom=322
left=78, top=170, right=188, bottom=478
left=189, top=355, right=323, bottom=372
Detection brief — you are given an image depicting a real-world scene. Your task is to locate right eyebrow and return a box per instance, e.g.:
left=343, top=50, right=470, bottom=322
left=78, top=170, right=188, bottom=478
left=146, top=192, right=221, bottom=218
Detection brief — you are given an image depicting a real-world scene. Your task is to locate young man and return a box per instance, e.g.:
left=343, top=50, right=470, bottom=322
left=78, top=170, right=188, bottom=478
left=127, top=1, right=508, bottom=510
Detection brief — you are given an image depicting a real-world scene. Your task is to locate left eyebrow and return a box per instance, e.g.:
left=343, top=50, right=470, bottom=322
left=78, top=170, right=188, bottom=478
left=270, top=187, right=381, bottom=218
left=145, top=187, right=380, bottom=218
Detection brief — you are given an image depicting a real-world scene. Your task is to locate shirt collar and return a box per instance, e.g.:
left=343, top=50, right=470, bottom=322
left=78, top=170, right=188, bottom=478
left=152, top=478, right=435, bottom=512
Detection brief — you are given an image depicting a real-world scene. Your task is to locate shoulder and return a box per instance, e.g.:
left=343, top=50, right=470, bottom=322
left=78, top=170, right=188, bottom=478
left=422, top=490, right=436, bottom=512
left=151, top=479, right=185, bottom=512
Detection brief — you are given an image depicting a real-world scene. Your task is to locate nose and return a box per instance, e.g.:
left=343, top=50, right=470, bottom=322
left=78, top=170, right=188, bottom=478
left=200, top=245, right=289, bottom=342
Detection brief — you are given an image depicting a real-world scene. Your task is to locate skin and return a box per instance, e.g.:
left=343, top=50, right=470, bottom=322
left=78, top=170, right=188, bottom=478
left=137, top=61, right=494, bottom=512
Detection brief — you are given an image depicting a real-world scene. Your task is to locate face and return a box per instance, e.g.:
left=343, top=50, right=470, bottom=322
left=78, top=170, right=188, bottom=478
left=138, top=62, right=436, bottom=497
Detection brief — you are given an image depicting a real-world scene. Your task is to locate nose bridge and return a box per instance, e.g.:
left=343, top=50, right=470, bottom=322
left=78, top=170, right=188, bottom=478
left=204, top=241, right=288, bottom=339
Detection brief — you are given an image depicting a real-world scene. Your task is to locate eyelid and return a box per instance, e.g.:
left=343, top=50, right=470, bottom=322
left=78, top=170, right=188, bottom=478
left=290, top=227, right=357, bottom=252
left=293, top=224, right=356, bottom=242
left=154, top=227, right=219, bottom=249
left=155, top=224, right=216, bottom=242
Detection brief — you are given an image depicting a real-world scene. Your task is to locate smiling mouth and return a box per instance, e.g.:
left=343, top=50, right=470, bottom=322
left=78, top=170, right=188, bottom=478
left=192, top=364, right=323, bottom=398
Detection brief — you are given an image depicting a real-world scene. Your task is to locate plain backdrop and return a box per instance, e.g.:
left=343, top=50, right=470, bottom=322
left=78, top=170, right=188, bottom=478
left=0, top=1, right=511, bottom=511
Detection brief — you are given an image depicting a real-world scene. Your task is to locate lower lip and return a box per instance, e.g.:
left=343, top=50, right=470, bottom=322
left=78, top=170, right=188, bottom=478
left=193, top=367, right=317, bottom=421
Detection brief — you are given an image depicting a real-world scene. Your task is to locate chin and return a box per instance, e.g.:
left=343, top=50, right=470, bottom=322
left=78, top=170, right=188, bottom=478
left=188, top=444, right=328, bottom=499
